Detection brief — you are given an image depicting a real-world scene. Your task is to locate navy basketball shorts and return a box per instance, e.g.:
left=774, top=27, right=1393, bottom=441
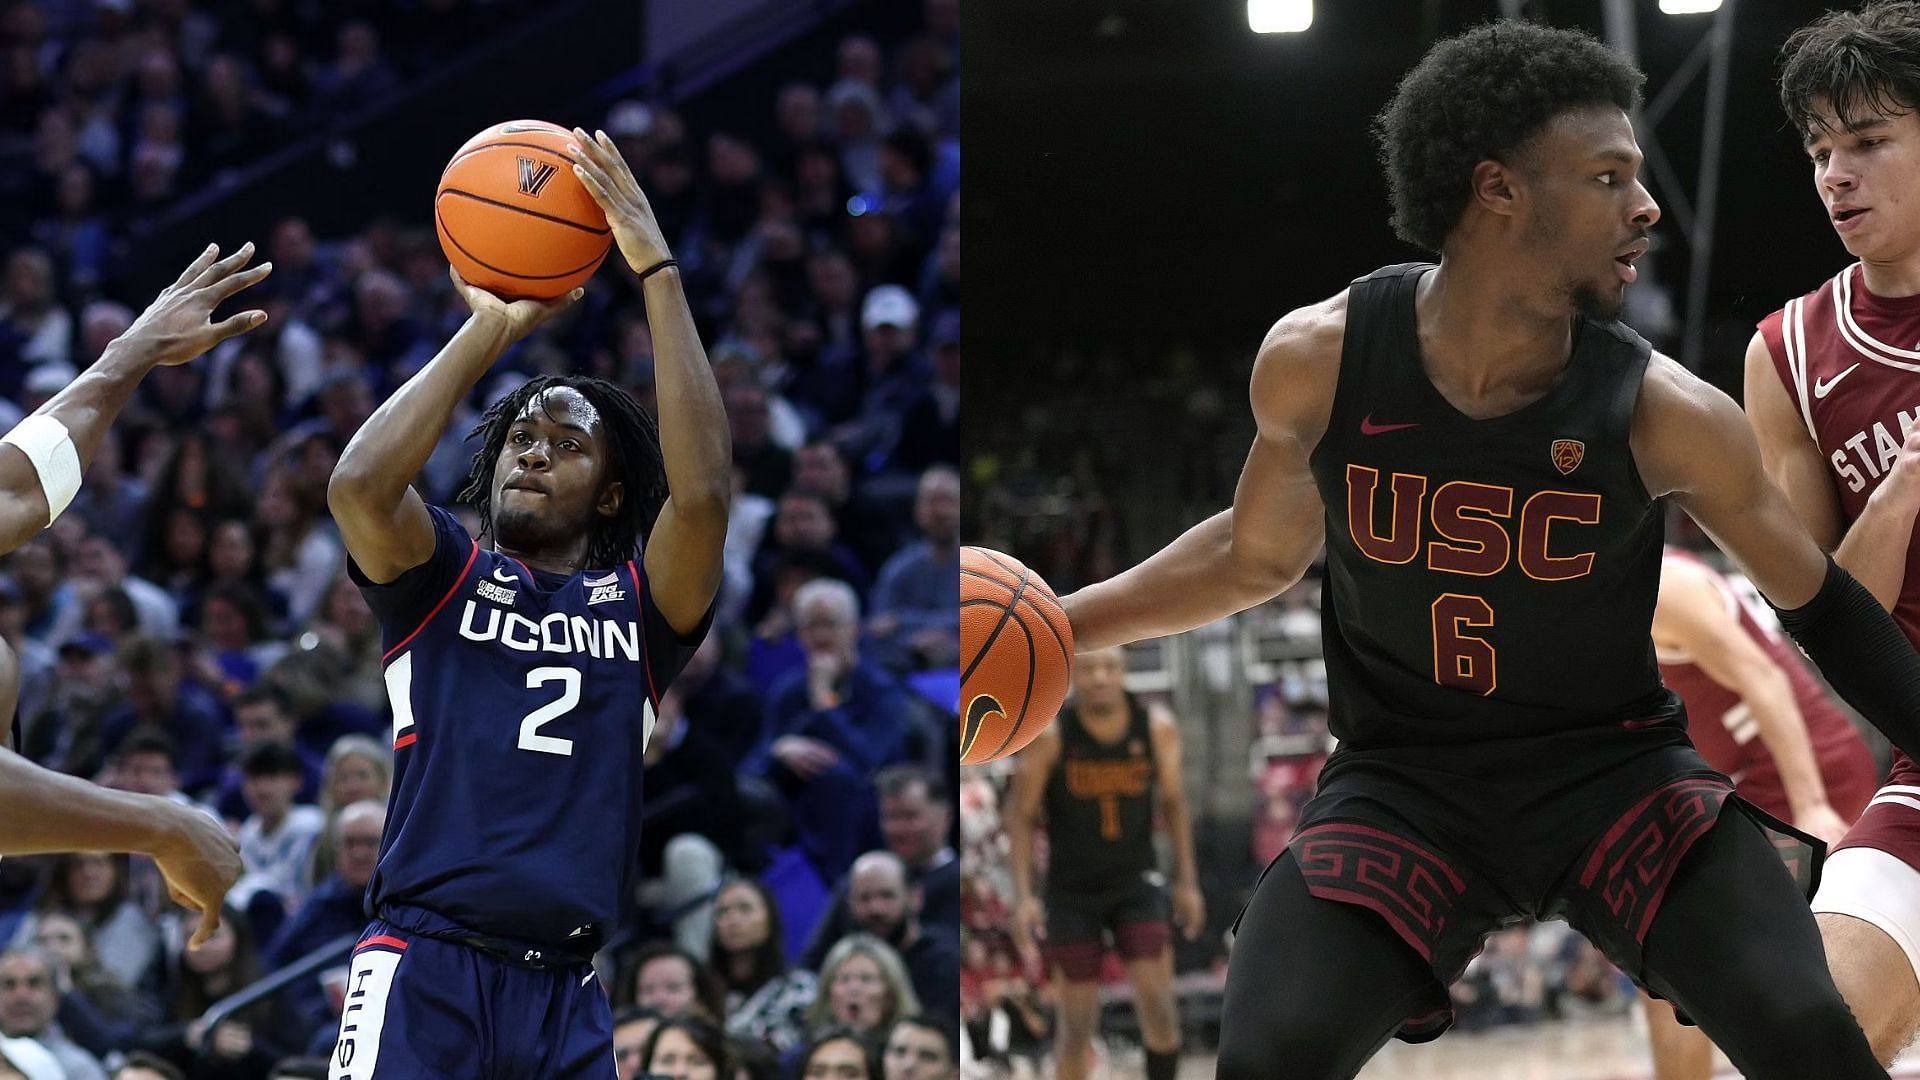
left=329, top=921, right=614, bottom=1079
left=1044, top=870, right=1173, bottom=980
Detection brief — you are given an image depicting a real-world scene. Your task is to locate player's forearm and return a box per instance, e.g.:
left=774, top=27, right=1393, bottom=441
left=0, top=344, right=157, bottom=551
left=1062, top=511, right=1301, bottom=652
left=1741, top=669, right=1831, bottom=814
left=1776, top=558, right=1920, bottom=764
left=1834, top=483, right=1920, bottom=610
left=331, top=314, right=512, bottom=504
left=0, top=748, right=183, bottom=857
left=1162, top=796, right=1200, bottom=887
left=1005, top=811, right=1037, bottom=902
left=642, top=269, right=730, bottom=520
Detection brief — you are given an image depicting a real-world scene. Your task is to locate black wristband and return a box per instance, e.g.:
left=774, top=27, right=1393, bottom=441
left=638, top=258, right=678, bottom=281
left=1774, top=554, right=1920, bottom=763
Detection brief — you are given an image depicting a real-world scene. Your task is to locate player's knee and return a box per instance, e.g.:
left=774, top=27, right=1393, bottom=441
left=1744, top=985, right=1871, bottom=1064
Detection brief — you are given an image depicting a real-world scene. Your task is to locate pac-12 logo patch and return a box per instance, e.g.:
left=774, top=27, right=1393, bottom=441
left=1551, top=439, right=1585, bottom=476
left=517, top=156, right=557, bottom=198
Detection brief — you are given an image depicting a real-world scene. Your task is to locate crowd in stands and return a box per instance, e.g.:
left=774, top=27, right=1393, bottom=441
left=0, top=0, right=961, bottom=1077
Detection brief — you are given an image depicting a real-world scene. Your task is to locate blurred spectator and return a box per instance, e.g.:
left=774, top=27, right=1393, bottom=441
left=613, top=1006, right=665, bottom=1080
left=209, top=688, right=321, bottom=823
left=842, top=852, right=958, bottom=1025
left=138, top=905, right=295, bottom=1078
left=800, top=1028, right=881, bottom=1080
left=889, top=314, right=957, bottom=476
left=230, top=742, right=325, bottom=917
left=0, top=1036, right=63, bottom=1080
left=789, top=441, right=897, bottom=578
left=882, top=1016, right=956, bottom=1080
left=804, top=766, right=957, bottom=968
left=620, top=942, right=726, bottom=1023
left=641, top=1015, right=732, bottom=1080
left=709, top=879, right=816, bottom=1054
left=674, top=636, right=764, bottom=768
left=868, top=467, right=957, bottom=671
left=750, top=579, right=907, bottom=879
left=24, top=912, right=159, bottom=1039
left=32, top=855, right=157, bottom=992
left=1, top=250, right=72, bottom=369
left=806, top=934, right=918, bottom=1043
left=97, top=635, right=224, bottom=788
left=263, top=801, right=381, bottom=1042
left=0, top=948, right=106, bottom=1080
left=111, top=1052, right=185, bottom=1080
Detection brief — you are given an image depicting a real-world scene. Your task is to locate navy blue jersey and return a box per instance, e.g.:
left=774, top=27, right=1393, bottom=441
left=349, top=506, right=708, bottom=950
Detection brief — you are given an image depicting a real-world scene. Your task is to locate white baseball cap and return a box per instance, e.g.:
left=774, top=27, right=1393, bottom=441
left=861, top=285, right=919, bottom=332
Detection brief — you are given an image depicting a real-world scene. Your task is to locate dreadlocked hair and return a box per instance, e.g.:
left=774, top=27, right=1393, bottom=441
left=1778, top=2, right=1920, bottom=142
left=458, top=374, right=667, bottom=570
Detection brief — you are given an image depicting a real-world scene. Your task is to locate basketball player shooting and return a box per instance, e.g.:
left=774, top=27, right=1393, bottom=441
left=0, top=242, right=261, bottom=946
left=1049, top=22, right=1920, bottom=1079
left=1741, top=3, right=1920, bottom=1066
left=324, top=129, right=728, bottom=1077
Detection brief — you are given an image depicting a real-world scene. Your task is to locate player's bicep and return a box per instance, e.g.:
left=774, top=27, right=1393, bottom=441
left=328, top=478, right=436, bottom=585
left=1742, top=331, right=1844, bottom=550
left=641, top=495, right=725, bottom=638
left=1232, top=323, right=1335, bottom=579
left=0, top=447, right=50, bottom=555
left=1640, top=364, right=1830, bottom=609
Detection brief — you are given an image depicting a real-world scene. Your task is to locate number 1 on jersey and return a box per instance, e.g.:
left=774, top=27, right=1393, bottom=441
left=1431, top=593, right=1497, bottom=696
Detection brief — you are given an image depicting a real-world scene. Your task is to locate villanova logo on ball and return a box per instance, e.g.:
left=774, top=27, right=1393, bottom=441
left=517, top=156, right=557, bottom=198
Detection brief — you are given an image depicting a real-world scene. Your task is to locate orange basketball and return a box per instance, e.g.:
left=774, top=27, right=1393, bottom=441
left=961, top=546, right=1075, bottom=765
left=435, top=119, right=612, bottom=300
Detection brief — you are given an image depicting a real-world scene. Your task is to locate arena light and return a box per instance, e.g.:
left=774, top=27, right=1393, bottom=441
left=1658, top=0, right=1722, bottom=13
left=1248, top=0, right=1312, bottom=34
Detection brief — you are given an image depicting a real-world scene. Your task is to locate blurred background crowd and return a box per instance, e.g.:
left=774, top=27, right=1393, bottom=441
left=0, top=1, right=959, bottom=1079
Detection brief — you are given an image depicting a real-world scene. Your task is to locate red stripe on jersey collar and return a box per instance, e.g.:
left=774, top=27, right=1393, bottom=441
left=627, top=560, right=659, bottom=707
left=383, top=540, right=482, bottom=663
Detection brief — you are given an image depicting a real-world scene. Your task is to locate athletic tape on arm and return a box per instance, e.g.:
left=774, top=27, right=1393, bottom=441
left=0, top=415, right=81, bottom=524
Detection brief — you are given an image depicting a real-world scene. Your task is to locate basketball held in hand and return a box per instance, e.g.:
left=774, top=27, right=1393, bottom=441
left=961, top=546, right=1074, bottom=765
left=435, top=119, right=613, bottom=300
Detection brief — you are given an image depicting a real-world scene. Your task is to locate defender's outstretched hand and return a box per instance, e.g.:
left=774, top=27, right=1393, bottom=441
left=566, top=127, right=672, bottom=272
left=122, top=242, right=273, bottom=367
left=151, top=802, right=243, bottom=949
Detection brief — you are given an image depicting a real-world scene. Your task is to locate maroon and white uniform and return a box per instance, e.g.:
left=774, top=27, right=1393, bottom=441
left=1657, top=547, right=1877, bottom=823
left=1762, top=263, right=1920, bottom=971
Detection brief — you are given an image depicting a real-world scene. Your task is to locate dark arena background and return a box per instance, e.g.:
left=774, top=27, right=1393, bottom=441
left=961, top=1, right=1916, bottom=1076
left=0, top=1, right=959, bottom=1078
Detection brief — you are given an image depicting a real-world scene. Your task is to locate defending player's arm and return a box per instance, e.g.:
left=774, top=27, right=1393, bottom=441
left=1149, top=705, right=1204, bottom=940
left=0, top=243, right=270, bottom=553
left=1652, top=561, right=1844, bottom=842
left=328, top=274, right=579, bottom=583
left=567, top=128, right=728, bottom=634
left=1061, top=299, right=1342, bottom=651
left=1004, top=726, right=1060, bottom=961
left=1743, top=331, right=1920, bottom=609
left=0, top=747, right=238, bottom=945
left=1637, top=353, right=1920, bottom=765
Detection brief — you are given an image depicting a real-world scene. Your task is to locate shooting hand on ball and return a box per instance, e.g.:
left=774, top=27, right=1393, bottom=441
left=566, top=128, right=672, bottom=273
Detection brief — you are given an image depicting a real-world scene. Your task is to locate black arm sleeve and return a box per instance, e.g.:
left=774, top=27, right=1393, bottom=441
left=1773, top=555, right=1920, bottom=763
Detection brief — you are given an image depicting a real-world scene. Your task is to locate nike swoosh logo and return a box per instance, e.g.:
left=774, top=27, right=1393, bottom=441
left=1813, top=363, right=1861, bottom=399
left=1360, top=415, right=1419, bottom=436
left=492, top=566, right=518, bottom=584
left=961, top=694, right=1006, bottom=762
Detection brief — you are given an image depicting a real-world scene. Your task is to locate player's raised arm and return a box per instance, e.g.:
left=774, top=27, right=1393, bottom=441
left=1652, top=558, right=1843, bottom=844
left=0, top=242, right=270, bottom=554
left=1060, top=298, right=1343, bottom=652
left=328, top=272, right=580, bottom=584
left=567, top=129, right=728, bottom=634
left=1638, top=354, right=1920, bottom=765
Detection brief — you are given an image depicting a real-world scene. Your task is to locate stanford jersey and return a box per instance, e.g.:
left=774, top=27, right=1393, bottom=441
left=1761, top=263, right=1920, bottom=853
left=349, top=506, right=707, bottom=951
left=1656, top=548, right=1875, bottom=819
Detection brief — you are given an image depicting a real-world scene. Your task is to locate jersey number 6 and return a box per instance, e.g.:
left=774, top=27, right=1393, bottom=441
left=1431, top=594, right=1496, bottom=696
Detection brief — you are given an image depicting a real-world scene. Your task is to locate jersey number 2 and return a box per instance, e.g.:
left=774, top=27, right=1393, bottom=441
left=1431, top=594, right=1496, bottom=696
left=516, top=667, right=660, bottom=755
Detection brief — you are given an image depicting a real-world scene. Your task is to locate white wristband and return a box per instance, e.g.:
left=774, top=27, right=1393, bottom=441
left=0, top=414, right=81, bottom=524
